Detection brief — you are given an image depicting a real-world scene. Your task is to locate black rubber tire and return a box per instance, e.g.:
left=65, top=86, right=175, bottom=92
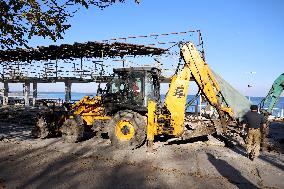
left=32, top=115, right=50, bottom=139
left=61, top=117, right=84, bottom=143
left=108, top=110, right=147, bottom=150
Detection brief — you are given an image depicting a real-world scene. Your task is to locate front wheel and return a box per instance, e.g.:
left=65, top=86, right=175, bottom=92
left=108, top=110, right=146, bottom=150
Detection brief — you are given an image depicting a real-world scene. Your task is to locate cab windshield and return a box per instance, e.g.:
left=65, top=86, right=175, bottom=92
left=111, top=76, right=126, bottom=94
left=106, top=70, right=159, bottom=107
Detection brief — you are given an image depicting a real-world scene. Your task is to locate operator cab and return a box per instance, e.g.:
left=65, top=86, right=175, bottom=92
left=103, top=67, right=161, bottom=113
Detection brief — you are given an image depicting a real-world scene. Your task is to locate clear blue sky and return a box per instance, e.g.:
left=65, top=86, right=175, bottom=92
left=7, top=0, right=284, bottom=96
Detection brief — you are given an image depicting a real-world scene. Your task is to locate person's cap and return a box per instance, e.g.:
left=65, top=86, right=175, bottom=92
left=250, top=105, right=258, bottom=110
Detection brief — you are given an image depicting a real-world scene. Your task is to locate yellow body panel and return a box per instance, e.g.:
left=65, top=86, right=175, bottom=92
left=164, top=66, right=192, bottom=136
left=147, top=100, right=157, bottom=142
left=93, top=116, right=112, bottom=120
left=70, top=95, right=109, bottom=126
left=82, top=115, right=96, bottom=126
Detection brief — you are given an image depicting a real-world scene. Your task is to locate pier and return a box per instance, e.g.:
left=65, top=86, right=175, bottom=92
left=0, top=41, right=170, bottom=107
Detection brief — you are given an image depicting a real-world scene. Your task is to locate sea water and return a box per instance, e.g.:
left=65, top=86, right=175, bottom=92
left=35, top=92, right=284, bottom=117
left=3, top=92, right=283, bottom=117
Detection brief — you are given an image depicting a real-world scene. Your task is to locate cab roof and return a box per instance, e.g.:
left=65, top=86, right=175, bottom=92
left=113, top=67, right=161, bottom=74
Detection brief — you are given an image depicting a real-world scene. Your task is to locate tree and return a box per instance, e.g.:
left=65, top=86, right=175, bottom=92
left=0, top=0, right=140, bottom=49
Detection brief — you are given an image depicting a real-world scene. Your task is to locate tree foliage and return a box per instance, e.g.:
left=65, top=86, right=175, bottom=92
left=0, top=0, right=140, bottom=49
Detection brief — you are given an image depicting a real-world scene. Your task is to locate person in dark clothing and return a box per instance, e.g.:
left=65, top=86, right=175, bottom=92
left=242, top=105, right=265, bottom=161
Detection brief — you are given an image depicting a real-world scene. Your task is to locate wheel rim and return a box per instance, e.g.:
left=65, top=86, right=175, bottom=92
left=115, top=120, right=135, bottom=141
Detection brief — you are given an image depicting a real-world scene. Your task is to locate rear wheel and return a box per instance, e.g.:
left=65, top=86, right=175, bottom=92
left=108, top=110, right=146, bottom=149
left=61, top=117, right=84, bottom=143
left=32, top=115, right=50, bottom=139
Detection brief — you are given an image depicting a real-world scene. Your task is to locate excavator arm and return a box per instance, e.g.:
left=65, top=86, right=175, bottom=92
left=147, top=41, right=235, bottom=146
left=259, top=73, right=284, bottom=115
left=179, top=42, right=234, bottom=118
left=161, top=42, right=234, bottom=136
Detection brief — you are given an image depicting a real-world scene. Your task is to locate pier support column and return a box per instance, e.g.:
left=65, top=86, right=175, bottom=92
left=3, top=82, right=9, bottom=106
left=32, top=82, right=37, bottom=107
left=24, top=81, right=30, bottom=107
left=65, top=80, right=72, bottom=103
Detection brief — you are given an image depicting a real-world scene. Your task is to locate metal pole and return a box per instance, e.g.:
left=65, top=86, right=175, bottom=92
left=3, top=81, right=9, bottom=106
left=32, top=82, right=37, bottom=107
left=246, top=71, right=256, bottom=102
left=80, top=58, right=83, bottom=78
left=65, top=80, right=72, bottom=103
left=24, top=81, right=30, bottom=107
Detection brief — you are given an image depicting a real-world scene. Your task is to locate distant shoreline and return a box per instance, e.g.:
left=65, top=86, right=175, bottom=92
left=1, top=92, right=281, bottom=99
left=2, top=91, right=284, bottom=98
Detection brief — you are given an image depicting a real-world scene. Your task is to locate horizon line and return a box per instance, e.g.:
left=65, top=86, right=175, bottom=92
left=2, top=91, right=275, bottom=98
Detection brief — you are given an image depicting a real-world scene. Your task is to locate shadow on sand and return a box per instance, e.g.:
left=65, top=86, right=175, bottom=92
left=207, top=153, right=259, bottom=189
left=0, top=140, right=168, bottom=189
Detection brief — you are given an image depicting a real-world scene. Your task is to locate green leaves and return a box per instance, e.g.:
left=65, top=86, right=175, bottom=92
left=0, top=0, right=139, bottom=49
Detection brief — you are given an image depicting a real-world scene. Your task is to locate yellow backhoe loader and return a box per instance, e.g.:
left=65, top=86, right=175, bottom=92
left=33, top=41, right=237, bottom=149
